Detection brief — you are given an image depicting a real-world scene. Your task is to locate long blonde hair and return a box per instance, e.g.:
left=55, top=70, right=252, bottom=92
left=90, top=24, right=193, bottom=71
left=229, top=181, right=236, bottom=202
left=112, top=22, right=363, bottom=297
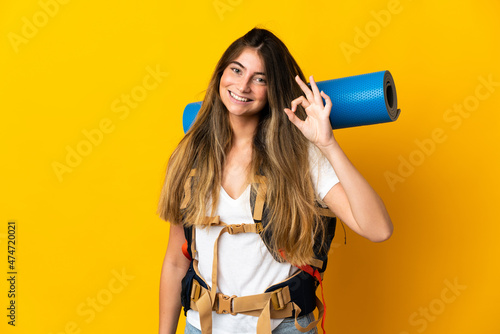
left=157, top=28, right=328, bottom=266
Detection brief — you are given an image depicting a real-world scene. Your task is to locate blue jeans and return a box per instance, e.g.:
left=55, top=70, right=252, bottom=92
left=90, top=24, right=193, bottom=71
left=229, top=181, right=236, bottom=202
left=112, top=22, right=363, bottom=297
left=184, top=313, right=318, bottom=334
left=272, top=313, right=319, bottom=334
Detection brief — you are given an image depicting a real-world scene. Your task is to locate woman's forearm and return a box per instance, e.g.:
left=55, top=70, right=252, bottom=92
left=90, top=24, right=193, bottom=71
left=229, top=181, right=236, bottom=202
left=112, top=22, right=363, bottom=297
left=159, top=260, right=186, bottom=334
left=159, top=223, right=191, bottom=334
left=319, top=140, right=393, bottom=242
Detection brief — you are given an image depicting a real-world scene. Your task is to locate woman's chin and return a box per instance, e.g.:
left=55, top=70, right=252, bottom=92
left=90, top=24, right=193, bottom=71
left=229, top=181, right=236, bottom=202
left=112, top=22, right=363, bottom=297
left=227, top=108, right=260, bottom=119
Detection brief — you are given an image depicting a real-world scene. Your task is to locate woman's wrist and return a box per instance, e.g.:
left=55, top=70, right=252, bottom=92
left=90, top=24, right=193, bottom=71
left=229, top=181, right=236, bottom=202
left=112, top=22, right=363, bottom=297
left=315, top=137, right=340, bottom=155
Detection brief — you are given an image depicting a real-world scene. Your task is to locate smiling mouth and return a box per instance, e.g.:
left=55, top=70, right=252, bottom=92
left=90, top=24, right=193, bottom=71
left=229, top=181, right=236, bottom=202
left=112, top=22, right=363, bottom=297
left=229, top=90, right=252, bottom=102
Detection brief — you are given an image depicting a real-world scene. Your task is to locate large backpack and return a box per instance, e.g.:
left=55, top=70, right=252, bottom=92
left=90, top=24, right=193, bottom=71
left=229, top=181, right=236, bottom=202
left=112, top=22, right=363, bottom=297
left=179, top=169, right=344, bottom=333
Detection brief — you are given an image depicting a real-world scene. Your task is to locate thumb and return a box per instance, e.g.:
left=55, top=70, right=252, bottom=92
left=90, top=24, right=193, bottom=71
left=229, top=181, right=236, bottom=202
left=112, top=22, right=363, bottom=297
left=284, top=107, right=305, bottom=130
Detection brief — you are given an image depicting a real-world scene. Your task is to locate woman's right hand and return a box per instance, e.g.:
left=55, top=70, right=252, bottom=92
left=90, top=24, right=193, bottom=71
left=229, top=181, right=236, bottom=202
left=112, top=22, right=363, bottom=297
left=284, top=75, right=338, bottom=152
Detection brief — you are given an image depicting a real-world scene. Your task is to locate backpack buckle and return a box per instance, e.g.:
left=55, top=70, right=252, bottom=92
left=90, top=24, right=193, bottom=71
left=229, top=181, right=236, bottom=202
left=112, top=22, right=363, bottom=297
left=215, top=293, right=237, bottom=315
left=270, top=288, right=285, bottom=310
left=227, top=224, right=245, bottom=234
left=190, top=280, right=202, bottom=302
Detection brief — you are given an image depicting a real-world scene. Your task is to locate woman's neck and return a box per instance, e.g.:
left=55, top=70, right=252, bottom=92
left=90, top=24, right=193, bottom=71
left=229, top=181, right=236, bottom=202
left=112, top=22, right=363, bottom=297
left=228, top=113, right=259, bottom=147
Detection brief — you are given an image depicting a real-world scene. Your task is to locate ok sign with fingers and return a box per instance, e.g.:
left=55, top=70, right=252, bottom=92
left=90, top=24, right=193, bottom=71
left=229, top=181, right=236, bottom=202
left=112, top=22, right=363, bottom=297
left=284, top=75, right=337, bottom=150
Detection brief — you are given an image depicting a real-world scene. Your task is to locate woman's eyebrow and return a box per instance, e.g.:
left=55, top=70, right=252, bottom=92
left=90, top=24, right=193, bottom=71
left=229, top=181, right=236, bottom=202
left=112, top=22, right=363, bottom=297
left=229, top=61, right=266, bottom=76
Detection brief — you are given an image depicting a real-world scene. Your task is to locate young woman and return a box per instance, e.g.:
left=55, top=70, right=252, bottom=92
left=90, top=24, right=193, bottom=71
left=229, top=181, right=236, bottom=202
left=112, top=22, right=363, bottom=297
left=157, top=28, right=393, bottom=334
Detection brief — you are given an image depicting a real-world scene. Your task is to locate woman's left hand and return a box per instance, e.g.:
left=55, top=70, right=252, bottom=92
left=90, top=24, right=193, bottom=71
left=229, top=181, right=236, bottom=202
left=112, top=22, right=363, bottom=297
left=284, top=75, right=337, bottom=150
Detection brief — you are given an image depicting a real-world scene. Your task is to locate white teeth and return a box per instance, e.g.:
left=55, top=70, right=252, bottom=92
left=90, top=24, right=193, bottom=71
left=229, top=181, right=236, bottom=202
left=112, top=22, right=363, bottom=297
left=230, top=91, right=249, bottom=102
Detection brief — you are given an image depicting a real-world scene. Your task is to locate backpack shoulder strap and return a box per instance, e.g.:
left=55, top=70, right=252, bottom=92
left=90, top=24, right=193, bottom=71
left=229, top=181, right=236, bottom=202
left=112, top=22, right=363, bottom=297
left=252, top=174, right=268, bottom=222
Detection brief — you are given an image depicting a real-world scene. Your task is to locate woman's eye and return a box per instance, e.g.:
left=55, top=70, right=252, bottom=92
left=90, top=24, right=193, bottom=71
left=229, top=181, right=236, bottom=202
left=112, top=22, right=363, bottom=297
left=231, top=68, right=241, bottom=74
left=255, top=77, right=266, bottom=84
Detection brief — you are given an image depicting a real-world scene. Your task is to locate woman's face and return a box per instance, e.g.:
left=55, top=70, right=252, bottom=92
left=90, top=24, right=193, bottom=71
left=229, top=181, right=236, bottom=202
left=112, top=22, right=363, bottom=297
left=219, top=47, right=268, bottom=119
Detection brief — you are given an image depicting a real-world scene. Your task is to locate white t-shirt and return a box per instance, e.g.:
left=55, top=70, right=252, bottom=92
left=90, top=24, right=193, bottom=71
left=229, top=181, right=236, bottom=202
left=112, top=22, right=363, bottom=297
left=186, top=145, right=340, bottom=333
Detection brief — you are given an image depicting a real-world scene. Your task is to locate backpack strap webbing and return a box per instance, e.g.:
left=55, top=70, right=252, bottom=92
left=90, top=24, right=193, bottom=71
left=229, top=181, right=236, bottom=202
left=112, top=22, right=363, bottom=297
left=252, top=175, right=267, bottom=221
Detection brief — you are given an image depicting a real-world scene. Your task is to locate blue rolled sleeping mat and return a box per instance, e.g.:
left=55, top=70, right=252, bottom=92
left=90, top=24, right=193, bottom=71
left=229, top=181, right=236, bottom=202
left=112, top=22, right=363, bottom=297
left=182, top=70, right=400, bottom=132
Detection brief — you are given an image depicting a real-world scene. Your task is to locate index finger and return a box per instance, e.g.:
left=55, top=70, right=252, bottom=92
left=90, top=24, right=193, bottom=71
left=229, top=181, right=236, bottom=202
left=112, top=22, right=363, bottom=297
left=295, top=75, right=314, bottom=102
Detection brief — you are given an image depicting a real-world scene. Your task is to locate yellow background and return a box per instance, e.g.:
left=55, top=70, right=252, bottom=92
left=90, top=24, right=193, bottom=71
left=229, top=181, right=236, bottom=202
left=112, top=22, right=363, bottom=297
left=1, top=0, right=499, bottom=333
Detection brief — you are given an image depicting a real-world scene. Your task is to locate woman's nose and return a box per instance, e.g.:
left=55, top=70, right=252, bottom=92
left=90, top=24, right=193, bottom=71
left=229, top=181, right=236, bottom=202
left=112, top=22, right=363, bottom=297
left=237, top=76, right=252, bottom=93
